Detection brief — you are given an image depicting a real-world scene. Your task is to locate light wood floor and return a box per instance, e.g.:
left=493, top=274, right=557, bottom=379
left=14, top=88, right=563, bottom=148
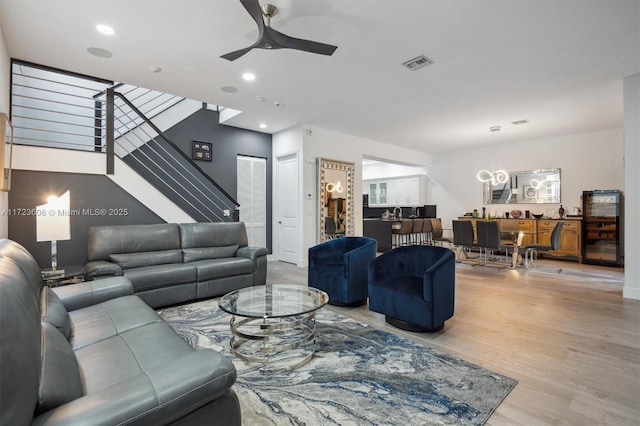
left=266, top=257, right=639, bottom=426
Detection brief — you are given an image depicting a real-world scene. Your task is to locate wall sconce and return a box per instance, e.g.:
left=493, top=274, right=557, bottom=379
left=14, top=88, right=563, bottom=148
left=36, top=191, right=71, bottom=271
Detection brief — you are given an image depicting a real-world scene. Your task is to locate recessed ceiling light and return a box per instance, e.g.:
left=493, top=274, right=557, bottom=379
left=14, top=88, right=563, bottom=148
left=259, top=123, right=267, bottom=129
left=221, top=86, right=238, bottom=93
left=255, top=96, right=266, bottom=102
left=149, top=65, right=162, bottom=73
left=96, top=24, right=115, bottom=36
left=242, top=73, right=255, bottom=81
left=87, top=47, right=113, bottom=58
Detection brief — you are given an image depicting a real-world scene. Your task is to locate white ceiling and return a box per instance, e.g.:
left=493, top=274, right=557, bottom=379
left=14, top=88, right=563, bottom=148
left=0, top=0, right=638, bottom=154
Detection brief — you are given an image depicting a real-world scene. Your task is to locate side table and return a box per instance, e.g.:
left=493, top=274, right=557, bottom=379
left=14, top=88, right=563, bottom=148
left=41, top=266, right=96, bottom=287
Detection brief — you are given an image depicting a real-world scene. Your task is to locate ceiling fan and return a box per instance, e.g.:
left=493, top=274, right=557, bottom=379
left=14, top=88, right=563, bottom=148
left=221, top=0, right=338, bottom=61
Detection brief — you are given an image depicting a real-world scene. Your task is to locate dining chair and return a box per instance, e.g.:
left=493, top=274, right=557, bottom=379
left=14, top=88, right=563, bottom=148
left=452, top=220, right=480, bottom=263
left=476, top=221, right=512, bottom=268
left=522, top=221, right=564, bottom=271
left=325, top=217, right=344, bottom=239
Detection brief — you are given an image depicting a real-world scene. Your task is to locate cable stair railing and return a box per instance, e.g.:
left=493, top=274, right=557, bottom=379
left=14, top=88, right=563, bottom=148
left=110, top=89, right=239, bottom=222
left=10, top=61, right=239, bottom=222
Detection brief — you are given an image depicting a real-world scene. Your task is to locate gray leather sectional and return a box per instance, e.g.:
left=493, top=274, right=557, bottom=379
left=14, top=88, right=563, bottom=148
left=86, top=222, right=268, bottom=308
left=0, top=238, right=241, bottom=425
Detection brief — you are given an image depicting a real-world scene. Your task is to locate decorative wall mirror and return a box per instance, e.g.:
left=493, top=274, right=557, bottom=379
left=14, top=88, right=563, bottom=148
left=318, top=158, right=355, bottom=242
left=483, top=168, right=561, bottom=204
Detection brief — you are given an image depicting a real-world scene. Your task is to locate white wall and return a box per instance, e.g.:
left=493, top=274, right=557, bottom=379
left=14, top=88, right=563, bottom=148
left=430, top=128, right=625, bottom=228
left=293, top=125, right=432, bottom=265
left=0, top=23, right=11, bottom=238
left=623, top=73, right=639, bottom=300
left=272, top=124, right=433, bottom=265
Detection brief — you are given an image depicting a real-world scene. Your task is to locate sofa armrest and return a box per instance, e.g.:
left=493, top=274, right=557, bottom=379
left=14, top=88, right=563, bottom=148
left=52, top=276, right=134, bottom=312
left=236, top=246, right=268, bottom=263
left=32, top=350, right=237, bottom=426
left=86, top=260, right=122, bottom=278
left=237, top=246, right=268, bottom=286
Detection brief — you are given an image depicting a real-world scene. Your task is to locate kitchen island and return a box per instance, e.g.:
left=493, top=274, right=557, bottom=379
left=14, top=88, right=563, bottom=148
left=363, top=218, right=401, bottom=252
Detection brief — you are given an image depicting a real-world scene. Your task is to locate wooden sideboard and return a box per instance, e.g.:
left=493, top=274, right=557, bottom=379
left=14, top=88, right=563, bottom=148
left=457, top=217, right=582, bottom=262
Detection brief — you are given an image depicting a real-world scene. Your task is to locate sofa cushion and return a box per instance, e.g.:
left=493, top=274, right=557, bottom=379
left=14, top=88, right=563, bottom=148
left=87, top=224, right=181, bottom=261
left=41, top=287, right=71, bottom=339
left=68, top=295, right=164, bottom=350
left=37, top=323, right=83, bottom=414
left=193, top=258, right=254, bottom=281
left=74, top=321, right=197, bottom=395
left=108, top=249, right=182, bottom=270
left=183, top=245, right=239, bottom=262
left=179, top=222, right=248, bottom=249
left=124, top=263, right=197, bottom=292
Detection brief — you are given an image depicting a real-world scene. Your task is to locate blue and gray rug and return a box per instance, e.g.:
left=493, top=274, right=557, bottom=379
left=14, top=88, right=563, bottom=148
left=159, top=299, right=516, bottom=425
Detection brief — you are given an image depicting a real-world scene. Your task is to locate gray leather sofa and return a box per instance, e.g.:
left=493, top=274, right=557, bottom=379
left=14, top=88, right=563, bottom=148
left=86, top=222, right=268, bottom=308
left=0, top=238, right=241, bottom=425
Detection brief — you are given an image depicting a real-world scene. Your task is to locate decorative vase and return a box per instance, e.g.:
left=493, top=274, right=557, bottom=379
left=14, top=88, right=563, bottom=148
left=558, top=204, right=565, bottom=218
left=472, top=209, right=479, bottom=218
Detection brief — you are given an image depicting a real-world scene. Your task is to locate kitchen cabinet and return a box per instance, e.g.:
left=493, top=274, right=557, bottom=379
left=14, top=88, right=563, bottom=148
left=537, top=219, right=581, bottom=261
left=363, top=176, right=422, bottom=206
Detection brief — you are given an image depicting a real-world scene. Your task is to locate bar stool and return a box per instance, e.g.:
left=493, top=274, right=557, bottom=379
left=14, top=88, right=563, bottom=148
left=422, top=218, right=433, bottom=245
left=392, top=219, right=413, bottom=247
left=410, top=218, right=424, bottom=245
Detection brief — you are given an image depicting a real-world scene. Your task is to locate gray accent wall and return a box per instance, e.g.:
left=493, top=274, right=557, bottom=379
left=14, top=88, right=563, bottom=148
left=8, top=170, right=164, bottom=268
left=163, top=107, right=273, bottom=249
left=7, top=108, right=273, bottom=268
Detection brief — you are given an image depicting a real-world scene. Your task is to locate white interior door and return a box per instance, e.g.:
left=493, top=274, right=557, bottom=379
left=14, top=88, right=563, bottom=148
left=237, top=155, right=266, bottom=247
left=276, top=154, right=299, bottom=264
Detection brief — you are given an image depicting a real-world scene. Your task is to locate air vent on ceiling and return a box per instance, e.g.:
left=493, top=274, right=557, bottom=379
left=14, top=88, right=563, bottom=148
left=511, top=119, right=530, bottom=125
left=402, top=55, right=434, bottom=71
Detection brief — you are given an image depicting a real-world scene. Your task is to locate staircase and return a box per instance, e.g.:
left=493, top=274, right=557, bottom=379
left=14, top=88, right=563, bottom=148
left=10, top=61, right=239, bottom=222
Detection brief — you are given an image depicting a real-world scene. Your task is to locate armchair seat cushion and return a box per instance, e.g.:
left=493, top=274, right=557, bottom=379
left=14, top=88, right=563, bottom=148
left=124, top=263, right=197, bottom=292
left=193, top=258, right=254, bottom=281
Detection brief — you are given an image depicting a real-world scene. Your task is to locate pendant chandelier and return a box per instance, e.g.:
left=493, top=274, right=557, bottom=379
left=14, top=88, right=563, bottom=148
left=477, top=126, right=509, bottom=185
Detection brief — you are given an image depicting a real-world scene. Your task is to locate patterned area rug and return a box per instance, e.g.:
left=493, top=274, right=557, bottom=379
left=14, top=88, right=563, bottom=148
left=158, top=299, right=516, bottom=426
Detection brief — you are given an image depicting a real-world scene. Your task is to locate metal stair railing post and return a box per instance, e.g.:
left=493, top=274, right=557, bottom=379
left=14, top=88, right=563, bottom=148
left=106, top=87, right=114, bottom=174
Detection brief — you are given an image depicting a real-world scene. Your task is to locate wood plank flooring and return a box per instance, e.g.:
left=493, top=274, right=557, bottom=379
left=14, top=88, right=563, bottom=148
left=266, top=258, right=639, bottom=425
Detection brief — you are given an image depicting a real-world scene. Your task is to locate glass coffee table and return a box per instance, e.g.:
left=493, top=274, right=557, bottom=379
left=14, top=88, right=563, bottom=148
left=219, top=284, right=329, bottom=373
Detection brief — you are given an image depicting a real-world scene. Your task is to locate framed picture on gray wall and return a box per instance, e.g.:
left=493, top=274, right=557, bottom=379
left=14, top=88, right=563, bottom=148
left=192, top=141, right=212, bottom=161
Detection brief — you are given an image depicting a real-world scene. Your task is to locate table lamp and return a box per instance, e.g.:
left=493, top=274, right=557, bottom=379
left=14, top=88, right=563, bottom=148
left=36, top=191, right=71, bottom=271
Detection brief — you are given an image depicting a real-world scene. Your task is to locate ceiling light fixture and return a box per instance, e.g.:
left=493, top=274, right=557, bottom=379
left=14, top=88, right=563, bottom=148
left=221, top=86, right=238, bottom=93
left=96, top=24, right=115, bottom=36
left=242, top=72, right=256, bottom=81
left=87, top=47, right=113, bottom=58
left=259, top=123, right=267, bottom=129
left=477, top=126, right=509, bottom=185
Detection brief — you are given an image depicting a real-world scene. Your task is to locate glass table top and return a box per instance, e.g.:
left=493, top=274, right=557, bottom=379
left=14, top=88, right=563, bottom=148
left=219, top=284, right=329, bottom=319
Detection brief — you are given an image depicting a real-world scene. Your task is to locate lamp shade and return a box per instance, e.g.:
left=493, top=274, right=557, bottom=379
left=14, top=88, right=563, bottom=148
left=36, top=191, right=71, bottom=242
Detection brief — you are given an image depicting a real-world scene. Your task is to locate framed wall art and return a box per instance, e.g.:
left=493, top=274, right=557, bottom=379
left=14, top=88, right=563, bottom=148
left=192, top=141, right=212, bottom=161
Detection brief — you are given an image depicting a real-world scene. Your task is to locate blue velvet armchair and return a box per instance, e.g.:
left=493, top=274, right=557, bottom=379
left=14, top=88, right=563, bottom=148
left=368, top=245, right=455, bottom=332
left=308, top=237, right=377, bottom=306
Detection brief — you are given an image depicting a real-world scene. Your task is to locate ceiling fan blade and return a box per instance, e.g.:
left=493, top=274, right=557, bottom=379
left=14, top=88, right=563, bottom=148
left=221, top=0, right=265, bottom=61
left=220, top=46, right=255, bottom=61
left=238, top=0, right=265, bottom=30
left=268, top=27, right=337, bottom=56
